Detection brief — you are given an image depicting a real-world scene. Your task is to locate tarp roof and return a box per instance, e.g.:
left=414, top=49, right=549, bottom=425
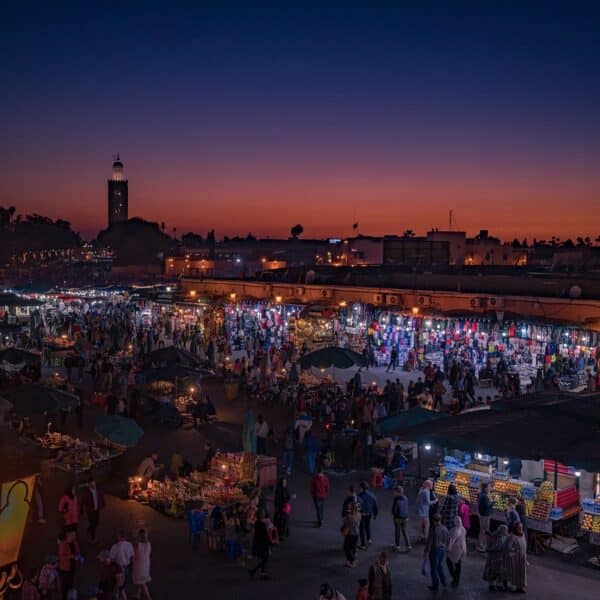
left=375, top=407, right=447, bottom=436
left=399, top=394, right=600, bottom=470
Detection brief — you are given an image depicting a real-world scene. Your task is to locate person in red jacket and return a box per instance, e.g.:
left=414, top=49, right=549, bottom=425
left=58, top=530, right=80, bottom=599
left=310, top=467, right=330, bottom=527
left=58, top=485, right=79, bottom=533
left=80, top=478, right=105, bottom=542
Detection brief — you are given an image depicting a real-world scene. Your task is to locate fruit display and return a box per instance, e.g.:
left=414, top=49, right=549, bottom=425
left=492, top=479, right=522, bottom=496
left=434, top=479, right=450, bottom=496
left=582, top=513, right=600, bottom=533
left=468, top=487, right=479, bottom=504
left=454, top=471, right=471, bottom=485
left=537, top=481, right=555, bottom=503
left=455, top=482, right=470, bottom=498
left=489, top=491, right=508, bottom=511
left=531, top=500, right=551, bottom=521
left=524, top=499, right=534, bottom=517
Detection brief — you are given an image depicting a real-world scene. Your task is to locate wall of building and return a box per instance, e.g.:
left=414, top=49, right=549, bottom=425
left=179, top=277, right=600, bottom=330
left=426, top=231, right=467, bottom=265
left=383, top=238, right=450, bottom=266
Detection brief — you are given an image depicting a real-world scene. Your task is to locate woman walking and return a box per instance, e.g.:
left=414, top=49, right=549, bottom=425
left=57, top=530, right=80, bottom=599
left=132, top=529, right=152, bottom=600
left=446, top=516, right=467, bottom=587
left=483, top=524, right=508, bottom=592
left=504, top=523, right=527, bottom=593
left=249, top=510, right=272, bottom=579
left=341, top=502, right=361, bottom=568
left=274, top=477, right=292, bottom=539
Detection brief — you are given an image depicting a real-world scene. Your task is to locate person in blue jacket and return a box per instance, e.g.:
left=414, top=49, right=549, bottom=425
left=358, top=481, right=379, bottom=549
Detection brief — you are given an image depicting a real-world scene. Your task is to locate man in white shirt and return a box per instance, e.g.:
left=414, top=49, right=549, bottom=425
left=109, top=530, right=134, bottom=598
left=137, top=452, right=161, bottom=484
left=255, top=414, right=269, bottom=455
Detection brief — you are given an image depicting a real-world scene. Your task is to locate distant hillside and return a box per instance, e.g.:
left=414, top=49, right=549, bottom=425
left=96, top=217, right=177, bottom=265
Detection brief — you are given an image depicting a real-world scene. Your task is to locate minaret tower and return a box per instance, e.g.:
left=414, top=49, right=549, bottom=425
left=107, top=154, right=128, bottom=227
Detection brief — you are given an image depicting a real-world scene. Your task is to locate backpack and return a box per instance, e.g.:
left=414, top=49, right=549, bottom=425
left=38, top=564, right=58, bottom=590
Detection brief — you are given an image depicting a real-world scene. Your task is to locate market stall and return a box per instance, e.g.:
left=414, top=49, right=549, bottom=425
left=36, top=432, right=123, bottom=478
left=433, top=454, right=580, bottom=548
left=129, top=452, right=257, bottom=519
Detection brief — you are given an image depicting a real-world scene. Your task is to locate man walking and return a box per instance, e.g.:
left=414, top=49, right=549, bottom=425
left=368, top=551, right=392, bottom=600
left=310, top=467, right=330, bottom=527
left=109, top=530, right=134, bottom=599
left=358, top=481, right=378, bottom=549
left=303, top=429, right=320, bottom=475
left=80, top=478, right=105, bottom=542
left=424, top=514, right=449, bottom=592
left=416, top=480, right=436, bottom=542
left=255, top=414, right=269, bottom=455
left=391, top=485, right=411, bottom=552
left=282, top=426, right=295, bottom=475
left=477, top=483, right=494, bottom=552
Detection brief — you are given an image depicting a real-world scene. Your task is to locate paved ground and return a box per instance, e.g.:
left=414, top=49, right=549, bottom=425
left=14, top=366, right=600, bottom=599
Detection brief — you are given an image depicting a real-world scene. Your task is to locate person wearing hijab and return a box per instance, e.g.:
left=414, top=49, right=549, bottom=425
left=483, top=524, right=508, bottom=592
left=504, top=522, right=527, bottom=593
left=446, top=516, right=467, bottom=587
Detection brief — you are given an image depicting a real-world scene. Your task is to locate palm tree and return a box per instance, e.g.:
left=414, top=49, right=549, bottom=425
left=403, top=229, right=415, bottom=237
left=290, top=224, right=304, bottom=239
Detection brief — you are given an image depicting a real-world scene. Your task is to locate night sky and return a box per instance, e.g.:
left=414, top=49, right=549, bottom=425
left=2, top=1, right=600, bottom=240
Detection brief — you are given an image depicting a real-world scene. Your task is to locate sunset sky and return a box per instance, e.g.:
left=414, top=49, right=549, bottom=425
left=2, top=2, right=600, bottom=241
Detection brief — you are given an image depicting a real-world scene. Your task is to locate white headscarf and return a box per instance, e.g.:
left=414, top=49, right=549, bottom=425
left=447, top=515, right=467, bottom=563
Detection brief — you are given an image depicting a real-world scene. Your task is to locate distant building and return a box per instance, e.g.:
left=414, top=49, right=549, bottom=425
left=465, top=230, right=527, bottom=266
left=383, top=237, right=450, bottom=267
left=107, top=155, right=128, bottom=227
left=426, top=230, right=467, bottom=265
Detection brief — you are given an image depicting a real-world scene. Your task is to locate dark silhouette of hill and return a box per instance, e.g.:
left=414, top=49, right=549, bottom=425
left=96, top=217, right=177, bottom=265
left=0, top=207, right=81, bottom=264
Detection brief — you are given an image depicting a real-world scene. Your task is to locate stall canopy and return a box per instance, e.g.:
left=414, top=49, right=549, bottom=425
left=140, top=364, right=212, bottom=383
left=300, top=346, right=366, bottom=370
left=0, top=348, right=41, bottom=367
left=143, top=347, right=203, bottom=369
left=399, top=395, right=600, bottom=470
left=0, top=293, right=42, bottom=307
left=95, top=415, right=143, bottom=448
left=0, top=429, right=44, bottom=481
left=4, top=384, right=79, bottom=415
left=375, top=407, right=447, bottom=436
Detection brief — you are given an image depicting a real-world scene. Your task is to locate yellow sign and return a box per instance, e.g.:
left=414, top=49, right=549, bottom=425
left=0, top=476, right=35, bottom=568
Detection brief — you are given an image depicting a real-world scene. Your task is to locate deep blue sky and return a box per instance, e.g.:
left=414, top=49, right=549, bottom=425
left=2, top=1, right=599, bottom=239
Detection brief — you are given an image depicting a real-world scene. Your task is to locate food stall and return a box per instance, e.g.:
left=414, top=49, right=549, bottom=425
left=36, top=432, right=123, bottom=480
left=130, top=452, right=257, bottom=519
left=432, top=453, right=581, bottom=552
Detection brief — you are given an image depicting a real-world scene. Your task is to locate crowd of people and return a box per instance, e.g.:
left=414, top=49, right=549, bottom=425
left=2, top=297, right=572, bottom=599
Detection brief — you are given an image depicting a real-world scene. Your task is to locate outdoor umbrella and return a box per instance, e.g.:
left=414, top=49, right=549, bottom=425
left=374, top=407, right=447, bottom=436
left=5, top=384, right=79, bottom=415
left=0, top=348, right=41, bottom=366
left=143, top=346, right=202, bottom=369
left=140, top=364, right=212, bottom=384
left=299, top=346, right=367, bottom=370
left=95, top=415, right=143, bottom=448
